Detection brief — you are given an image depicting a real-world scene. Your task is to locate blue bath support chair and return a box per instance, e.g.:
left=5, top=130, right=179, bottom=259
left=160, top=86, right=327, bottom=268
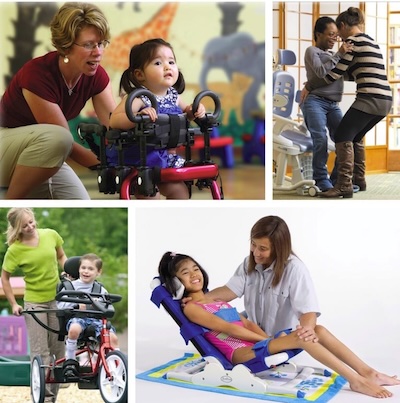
left=150, top=276, right=334, bottom=398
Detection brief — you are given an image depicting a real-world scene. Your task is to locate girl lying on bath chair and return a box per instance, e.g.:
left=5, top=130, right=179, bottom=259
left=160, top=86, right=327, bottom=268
left=158, top=252, right=400, bottom=399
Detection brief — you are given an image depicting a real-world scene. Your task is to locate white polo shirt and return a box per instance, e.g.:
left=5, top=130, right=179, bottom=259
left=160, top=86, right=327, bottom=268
left=226, top=254, right=320, bottom=336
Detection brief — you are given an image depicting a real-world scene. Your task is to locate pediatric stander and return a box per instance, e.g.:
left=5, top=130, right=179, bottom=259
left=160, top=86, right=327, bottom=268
left=273, top=49, right=327, bottom=197
left=150, top=277, right=336, bottom=399
left=23, top=257, right=128, bottom=403
left=78, top=89, right=224, bottom=200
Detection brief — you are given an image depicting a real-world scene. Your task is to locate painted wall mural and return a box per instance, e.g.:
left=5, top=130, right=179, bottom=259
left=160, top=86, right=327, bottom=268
left=101, top=3, right=179, bottom=73
left=3, top=2, right=59, bottom=87
left=0, top=2, right=265, bottom=145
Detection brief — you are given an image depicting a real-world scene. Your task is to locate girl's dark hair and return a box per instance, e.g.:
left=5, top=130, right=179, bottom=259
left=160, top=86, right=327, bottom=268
left=248, top=216, right=293, bottom=287
left=313, top=16, right=336, bottom=42
left=336, top=7, right=364, bottom=29
left=158, top=252, right=209, bottom=298
left=119, top=38, right=185, bottom=95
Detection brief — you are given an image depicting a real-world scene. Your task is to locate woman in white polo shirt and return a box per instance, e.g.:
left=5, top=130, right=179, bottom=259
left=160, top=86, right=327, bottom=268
left=206, top=215, right=320, bottom=341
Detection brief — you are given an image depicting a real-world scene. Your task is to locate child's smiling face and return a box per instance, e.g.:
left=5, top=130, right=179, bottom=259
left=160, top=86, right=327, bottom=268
left=79, top=259, right=101, bottom=284
left=175, top=258, right=203, bottom=293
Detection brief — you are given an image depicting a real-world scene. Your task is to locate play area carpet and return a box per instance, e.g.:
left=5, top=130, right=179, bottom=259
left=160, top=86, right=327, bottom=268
left=136, top=353, right=347, bottom=402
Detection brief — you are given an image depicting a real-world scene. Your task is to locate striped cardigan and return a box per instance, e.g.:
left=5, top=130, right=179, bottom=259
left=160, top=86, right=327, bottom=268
left=306, top=33, right=392, bottom=116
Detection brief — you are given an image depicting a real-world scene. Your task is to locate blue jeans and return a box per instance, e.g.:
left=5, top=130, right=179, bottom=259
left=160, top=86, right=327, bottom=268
left=301, top=95, right=342, bottom=190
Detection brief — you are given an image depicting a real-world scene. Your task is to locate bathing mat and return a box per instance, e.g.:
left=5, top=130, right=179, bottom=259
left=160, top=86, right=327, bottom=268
left=136, top=352, right=347, bottom=402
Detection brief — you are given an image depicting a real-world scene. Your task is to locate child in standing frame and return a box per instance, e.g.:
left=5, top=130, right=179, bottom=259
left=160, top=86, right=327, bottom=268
left=110, top=38, right=206, bottom=199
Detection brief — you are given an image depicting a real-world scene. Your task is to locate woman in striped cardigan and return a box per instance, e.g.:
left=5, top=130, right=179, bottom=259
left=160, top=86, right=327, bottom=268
left=304, top=7, right=392, bottom=198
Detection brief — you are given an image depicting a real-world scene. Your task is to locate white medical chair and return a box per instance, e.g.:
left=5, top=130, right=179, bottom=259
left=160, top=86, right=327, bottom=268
left=273, top=49, right=319, bottom=196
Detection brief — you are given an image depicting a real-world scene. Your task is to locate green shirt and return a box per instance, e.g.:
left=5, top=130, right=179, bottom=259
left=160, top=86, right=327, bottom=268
left=3, top=228, right=63, bottom=303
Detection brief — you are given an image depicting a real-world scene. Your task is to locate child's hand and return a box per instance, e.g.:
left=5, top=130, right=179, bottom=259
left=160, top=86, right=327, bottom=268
left=193, top=102, right=206, bottom=119
left=138, top=107, right=158, bottom=122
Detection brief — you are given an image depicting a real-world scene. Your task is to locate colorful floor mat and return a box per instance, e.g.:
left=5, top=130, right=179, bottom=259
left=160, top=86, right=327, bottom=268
left=136, top=353, right=348, bottom=402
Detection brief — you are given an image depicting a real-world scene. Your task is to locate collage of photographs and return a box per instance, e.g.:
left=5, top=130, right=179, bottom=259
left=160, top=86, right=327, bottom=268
left=0, top=2, right=399, bottom=403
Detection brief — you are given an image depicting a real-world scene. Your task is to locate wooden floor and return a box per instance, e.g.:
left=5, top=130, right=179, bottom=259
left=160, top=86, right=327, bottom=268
left=75, top=163, right=265, bottom=200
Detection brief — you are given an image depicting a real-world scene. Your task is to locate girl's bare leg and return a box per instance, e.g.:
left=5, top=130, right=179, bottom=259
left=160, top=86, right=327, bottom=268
left=159, top=182, right=189, bottom=199
left=266, top=333, right=392, bottom=398
left=315, top=325, right=400, bottom=386
left=111, top=333, right=119, bottom=349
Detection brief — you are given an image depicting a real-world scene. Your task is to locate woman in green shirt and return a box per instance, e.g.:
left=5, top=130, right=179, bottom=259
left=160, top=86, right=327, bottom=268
left=1, top=208, right=67, bottom=402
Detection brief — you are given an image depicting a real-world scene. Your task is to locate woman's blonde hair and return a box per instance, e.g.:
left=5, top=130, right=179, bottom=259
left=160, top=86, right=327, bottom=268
left=50, top=2, right=110, bottom=55
left=5, top=208, right=36, bottom=246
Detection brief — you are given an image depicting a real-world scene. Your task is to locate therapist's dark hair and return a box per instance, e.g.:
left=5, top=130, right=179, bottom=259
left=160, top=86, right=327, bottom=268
left=248, top=216, right=293, bottom=287
left=313, top=16, right=336, bottom=42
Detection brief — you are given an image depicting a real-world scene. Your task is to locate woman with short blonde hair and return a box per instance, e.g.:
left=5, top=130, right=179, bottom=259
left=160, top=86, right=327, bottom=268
left=0, top=2, right=116, bottom=200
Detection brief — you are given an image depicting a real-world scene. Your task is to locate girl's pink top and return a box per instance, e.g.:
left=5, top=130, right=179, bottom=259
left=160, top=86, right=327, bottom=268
left=196, top=301, right=254, bottom=362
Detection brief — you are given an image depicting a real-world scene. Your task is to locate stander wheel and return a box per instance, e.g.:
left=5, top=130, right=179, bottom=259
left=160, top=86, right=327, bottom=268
left=308, top=185, right=320, bottom=197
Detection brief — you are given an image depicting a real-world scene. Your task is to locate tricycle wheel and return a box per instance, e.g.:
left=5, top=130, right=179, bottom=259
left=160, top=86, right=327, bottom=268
left=30, top=355, right=46, bottom=403
left=98, top=350, right=128, bottom=403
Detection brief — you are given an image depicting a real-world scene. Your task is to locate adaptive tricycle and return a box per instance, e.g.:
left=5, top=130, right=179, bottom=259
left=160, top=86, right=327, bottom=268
left=23, top=268, right=127, bottom=403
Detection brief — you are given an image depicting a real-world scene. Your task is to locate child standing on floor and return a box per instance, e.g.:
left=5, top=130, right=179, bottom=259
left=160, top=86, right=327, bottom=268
left=109, top=38, right=206, bottom=199
left=158, top=251, right=400, bottom=399
left=57, top=253, right=119, bottom=373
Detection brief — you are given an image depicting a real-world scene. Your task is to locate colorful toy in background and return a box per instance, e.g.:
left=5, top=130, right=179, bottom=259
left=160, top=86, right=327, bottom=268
left=0, top=275, right=27, bottom=357
left=0, top=315, right=28, bottom=356
left=242, top=110, right=265, bottom=165
left=0, top=279, right=30, bottom=387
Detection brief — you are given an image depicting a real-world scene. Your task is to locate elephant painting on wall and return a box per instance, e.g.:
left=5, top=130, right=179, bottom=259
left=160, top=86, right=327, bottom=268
left=200, top=32, right=265, bottom=122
